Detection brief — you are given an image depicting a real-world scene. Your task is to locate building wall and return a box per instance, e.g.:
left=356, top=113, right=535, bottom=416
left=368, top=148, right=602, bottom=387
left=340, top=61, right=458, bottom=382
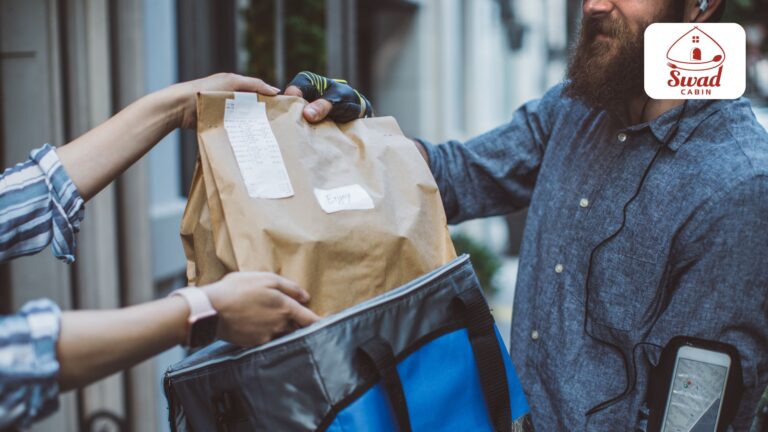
left=0, top=1, right=79, bottom=430
left=0, top=0, right=189, bottom=429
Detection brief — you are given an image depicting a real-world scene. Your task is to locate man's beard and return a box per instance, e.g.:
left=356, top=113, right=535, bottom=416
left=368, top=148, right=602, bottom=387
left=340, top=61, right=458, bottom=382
left=565, top=6, right=682, bottom=113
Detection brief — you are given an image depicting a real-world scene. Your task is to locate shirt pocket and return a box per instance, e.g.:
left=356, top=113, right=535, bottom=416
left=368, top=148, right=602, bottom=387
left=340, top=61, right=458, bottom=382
left=587, top=240, right=666, bottom=332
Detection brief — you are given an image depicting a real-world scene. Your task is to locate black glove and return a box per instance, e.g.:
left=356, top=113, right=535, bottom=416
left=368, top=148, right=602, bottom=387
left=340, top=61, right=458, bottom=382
left=286, top=71, right=374, bottom=123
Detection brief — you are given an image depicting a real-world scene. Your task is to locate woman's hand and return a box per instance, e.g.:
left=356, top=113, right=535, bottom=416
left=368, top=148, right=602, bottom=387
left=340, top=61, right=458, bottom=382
left=165, top=73, right=281, bottom=130
left=202, top=272, right=320, bottom=346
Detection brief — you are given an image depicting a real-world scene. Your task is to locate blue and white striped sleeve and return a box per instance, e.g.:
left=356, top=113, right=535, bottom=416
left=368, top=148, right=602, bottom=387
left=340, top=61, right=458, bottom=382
left=0, top=144, right=85, bottom=263
left=0, top=299, right=61, bottom=429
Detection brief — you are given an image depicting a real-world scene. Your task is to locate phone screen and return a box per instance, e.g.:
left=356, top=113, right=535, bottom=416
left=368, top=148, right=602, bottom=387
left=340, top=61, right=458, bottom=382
left=662, top=356, right=729, bottom=432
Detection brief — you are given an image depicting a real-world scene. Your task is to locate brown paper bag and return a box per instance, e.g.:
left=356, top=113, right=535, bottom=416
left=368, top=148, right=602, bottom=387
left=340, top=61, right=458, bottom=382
left=181, top=92, right=456, bottom=316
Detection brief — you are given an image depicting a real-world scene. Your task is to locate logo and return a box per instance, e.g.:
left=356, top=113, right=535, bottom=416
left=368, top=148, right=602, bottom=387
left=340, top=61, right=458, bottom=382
left=644, top=23, right=745, bottom=99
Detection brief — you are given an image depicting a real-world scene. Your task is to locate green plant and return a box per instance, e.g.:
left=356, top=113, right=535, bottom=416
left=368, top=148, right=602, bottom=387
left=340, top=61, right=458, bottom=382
left=451, top=233, right=502, bottom=296
left=242, top=0, right=327, bottom=85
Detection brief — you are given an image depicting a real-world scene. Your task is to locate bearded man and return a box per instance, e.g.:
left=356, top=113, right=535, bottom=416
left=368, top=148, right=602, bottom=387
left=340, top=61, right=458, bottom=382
left=287, top=0, right=767, bottom=429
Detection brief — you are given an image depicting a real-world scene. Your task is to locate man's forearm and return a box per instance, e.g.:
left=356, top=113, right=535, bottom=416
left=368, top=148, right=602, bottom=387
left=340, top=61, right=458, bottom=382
left=55, top=89, right=182, bottom=201
left=57, top=296, right=188, bottom=391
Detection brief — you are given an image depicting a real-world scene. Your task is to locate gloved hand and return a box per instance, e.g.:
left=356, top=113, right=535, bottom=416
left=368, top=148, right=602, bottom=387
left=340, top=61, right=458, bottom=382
left=284, top=71, right=374, bottom=123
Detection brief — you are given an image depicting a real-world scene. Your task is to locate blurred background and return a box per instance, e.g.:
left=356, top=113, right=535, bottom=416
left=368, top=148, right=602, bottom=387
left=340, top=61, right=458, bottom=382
left=1, top=0, right=766, bottom=431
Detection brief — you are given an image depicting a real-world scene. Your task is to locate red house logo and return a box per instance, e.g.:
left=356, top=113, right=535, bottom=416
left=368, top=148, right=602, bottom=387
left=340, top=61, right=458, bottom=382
left=666, top=27, right=726, bottom=95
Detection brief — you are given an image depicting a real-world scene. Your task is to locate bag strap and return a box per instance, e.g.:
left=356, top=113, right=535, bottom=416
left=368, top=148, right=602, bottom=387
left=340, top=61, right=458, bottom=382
left=454, top=289, right=512, bottom=432
left=358, top=337, right=412, bottom=432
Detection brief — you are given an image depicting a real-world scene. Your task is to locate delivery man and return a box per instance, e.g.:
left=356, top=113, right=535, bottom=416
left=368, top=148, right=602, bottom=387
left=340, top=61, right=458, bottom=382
left=289, top=0, right=768, bottom=429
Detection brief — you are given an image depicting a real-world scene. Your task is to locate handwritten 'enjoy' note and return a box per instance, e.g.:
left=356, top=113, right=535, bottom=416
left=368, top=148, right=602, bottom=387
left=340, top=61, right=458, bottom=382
left=314, top=184, right=374, bottom=214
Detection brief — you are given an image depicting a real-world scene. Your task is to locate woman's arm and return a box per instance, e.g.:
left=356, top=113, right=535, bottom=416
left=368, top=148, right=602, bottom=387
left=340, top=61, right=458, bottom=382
left=0, top=272, right=318, bottom=427
left=0, top=74, right=280, bottom=265
left=57, top=295, right=188, bottom=391
left=57, top=272, right=319, bottom=390
left=56, top=73, right=280, bottom=201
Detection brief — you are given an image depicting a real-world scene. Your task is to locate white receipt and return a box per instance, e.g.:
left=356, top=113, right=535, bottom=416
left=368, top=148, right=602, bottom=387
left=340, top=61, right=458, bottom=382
left=314, top=185, right=375, bottom=214
left=223, top=93, right=294, bottom=199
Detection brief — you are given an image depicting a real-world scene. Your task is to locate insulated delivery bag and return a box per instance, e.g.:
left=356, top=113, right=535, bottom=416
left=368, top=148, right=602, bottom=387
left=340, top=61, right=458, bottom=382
left=164, top=255, right=533, bottom=431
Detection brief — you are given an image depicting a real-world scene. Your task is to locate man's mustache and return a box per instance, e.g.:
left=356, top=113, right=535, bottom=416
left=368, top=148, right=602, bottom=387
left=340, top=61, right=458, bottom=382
left=582, top=15, right=625, bottom=40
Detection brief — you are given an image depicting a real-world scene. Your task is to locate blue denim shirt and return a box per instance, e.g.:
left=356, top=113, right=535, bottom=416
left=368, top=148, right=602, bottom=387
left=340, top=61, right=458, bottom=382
left=422, top=83, right=768, bottom=431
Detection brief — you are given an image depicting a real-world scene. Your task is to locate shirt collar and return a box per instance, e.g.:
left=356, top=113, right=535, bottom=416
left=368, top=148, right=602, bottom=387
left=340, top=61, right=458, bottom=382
left=618, top=99, right=726, bottom=151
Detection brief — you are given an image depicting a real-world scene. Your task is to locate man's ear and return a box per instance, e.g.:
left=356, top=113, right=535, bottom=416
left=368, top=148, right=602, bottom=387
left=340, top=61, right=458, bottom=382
left=685, top=0, right=724, bottom=23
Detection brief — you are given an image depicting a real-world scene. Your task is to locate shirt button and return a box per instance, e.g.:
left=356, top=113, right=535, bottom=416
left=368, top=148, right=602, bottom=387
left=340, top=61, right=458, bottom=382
left=617, top=132, right=628, bottom=143
left=555, top=264, right=564, bottom=274
left=531, top=329, right=540, bottom=340
left=579, top=198, right=590, bottom=208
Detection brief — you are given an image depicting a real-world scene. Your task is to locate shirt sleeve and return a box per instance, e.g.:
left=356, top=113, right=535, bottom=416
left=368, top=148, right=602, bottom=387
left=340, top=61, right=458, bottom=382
left=419, top=83, right=564, bottom=224
left=656, top=175, right=768, bottom=429
left=0, top=144, right=85, bottom=263
left=0, top=299, right=62, bottom=429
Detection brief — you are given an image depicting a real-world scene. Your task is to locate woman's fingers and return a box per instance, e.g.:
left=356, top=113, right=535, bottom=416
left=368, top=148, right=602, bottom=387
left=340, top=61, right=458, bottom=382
left=286, top=298, right=321, bottom=327
left=228, top=74, right=280, bottom=95
left=263, top=273, right=310, bottom=304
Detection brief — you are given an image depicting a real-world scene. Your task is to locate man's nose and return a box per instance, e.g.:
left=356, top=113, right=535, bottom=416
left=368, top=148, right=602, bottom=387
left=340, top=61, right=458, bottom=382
left=583, top=0, right=614, bottom=17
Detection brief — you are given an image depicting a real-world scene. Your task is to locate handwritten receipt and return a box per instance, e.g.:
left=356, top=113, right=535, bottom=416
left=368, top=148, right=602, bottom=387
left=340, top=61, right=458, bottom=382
left=314, top=185, right=375, bottom=214
left=223, top=93, right=294, bottom=199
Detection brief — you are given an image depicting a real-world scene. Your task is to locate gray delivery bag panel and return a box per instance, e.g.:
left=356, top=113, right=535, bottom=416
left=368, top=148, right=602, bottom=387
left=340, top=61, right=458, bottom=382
left=164, top=255, right=532, bottom=431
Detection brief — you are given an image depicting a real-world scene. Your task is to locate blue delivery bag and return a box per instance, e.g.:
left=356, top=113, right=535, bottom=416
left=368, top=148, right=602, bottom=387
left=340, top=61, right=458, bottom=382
left=164, top=255, right=533, bottom=431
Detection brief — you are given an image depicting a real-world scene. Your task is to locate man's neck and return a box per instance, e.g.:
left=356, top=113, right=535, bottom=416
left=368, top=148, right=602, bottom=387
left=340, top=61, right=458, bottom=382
left=627, top=97, right=684, bottom=124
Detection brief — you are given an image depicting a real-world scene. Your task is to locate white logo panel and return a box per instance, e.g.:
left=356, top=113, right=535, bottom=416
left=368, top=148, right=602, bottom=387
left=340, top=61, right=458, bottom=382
left=644, top=23, right=745, bottom=100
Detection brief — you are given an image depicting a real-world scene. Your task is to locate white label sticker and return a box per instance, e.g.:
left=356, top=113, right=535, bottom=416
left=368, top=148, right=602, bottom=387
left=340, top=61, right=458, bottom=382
left=314, top=185, right=375, bottom=214
left=224, top=93, right=294, bottom=199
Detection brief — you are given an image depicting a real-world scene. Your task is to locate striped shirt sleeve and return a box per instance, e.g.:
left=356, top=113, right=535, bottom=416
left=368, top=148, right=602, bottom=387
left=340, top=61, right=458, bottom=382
left=0, top=299, right=61, bottom=429
left=0, top=144, right=85, bottom=263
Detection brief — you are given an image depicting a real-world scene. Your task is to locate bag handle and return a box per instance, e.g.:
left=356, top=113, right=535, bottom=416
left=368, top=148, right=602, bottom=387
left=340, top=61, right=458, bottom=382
left=453, top=289, right=513, bottom=432
left=358, top=336, right=412, bottom=432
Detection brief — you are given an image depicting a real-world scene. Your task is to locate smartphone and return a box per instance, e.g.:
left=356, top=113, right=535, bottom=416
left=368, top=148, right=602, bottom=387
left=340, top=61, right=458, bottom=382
left=660, top=346, right=731, bottom=432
